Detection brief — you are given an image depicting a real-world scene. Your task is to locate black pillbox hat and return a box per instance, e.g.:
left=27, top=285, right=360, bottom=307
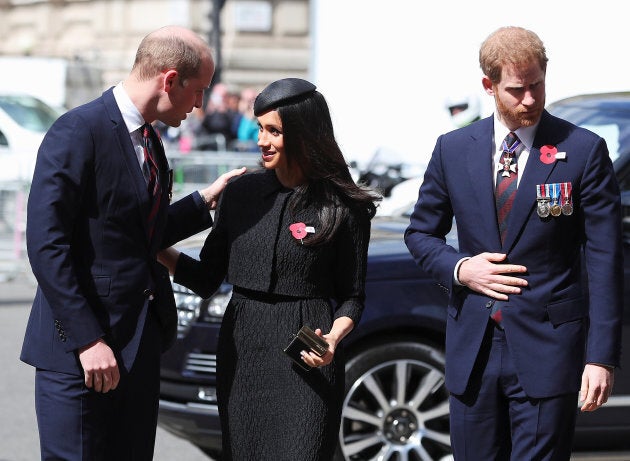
left=253, top=78, right=317, bottom=116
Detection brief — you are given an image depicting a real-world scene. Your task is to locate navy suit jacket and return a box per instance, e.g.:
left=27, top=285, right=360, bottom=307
left=405, top=111, right=623, bottom=398
left=21, top=88, right=212, bottom=375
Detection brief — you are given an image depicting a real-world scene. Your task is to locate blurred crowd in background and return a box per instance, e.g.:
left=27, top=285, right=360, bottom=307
left=157, top=83, right=261, bottom=155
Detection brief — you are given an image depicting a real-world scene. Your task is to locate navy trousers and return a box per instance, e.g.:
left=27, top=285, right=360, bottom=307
left=35, top=310, right=162, bottom=461
left=449, top=322, right=578, bottom=461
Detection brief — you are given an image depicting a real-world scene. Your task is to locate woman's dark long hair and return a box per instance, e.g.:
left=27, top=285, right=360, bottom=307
left=278, top=91, right=381, bottom=245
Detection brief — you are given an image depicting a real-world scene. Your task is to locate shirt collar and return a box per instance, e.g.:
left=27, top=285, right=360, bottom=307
left=113, top=82, right=145, bottom=134
left=492, top=114, right=539, bottom=152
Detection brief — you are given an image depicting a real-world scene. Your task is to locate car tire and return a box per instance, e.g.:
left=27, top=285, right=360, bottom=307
left=334, top=340, right=452, bottom=461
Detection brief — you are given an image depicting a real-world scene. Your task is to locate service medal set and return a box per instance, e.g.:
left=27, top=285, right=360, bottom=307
left=536, top=182, right=573, bottom=217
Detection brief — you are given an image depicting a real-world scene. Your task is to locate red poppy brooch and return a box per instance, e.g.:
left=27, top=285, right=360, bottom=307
left=289, top=222, right=315, bottom=244
left=539, top=145, right=567, bottom=165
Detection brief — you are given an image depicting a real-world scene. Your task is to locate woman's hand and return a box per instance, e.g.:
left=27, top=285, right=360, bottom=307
left=300, top=317, right=354, bottom=369
left=300, top=328, right=335, bottom=368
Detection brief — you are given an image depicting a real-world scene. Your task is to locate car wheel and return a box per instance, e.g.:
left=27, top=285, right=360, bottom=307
left=335, top=341, right=452, bottom=461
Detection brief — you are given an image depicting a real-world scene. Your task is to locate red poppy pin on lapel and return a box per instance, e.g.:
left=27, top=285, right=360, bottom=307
left=539, top=145, right=567, bottom=164
left=289, top=222, right=315, bottom=244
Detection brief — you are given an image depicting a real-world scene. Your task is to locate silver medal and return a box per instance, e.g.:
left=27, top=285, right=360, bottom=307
left=561, top=202, right=573, bottom=216
left=537, top=198, right=551, bottom=218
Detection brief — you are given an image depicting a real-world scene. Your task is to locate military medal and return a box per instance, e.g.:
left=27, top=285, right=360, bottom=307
left=561, top=181, right=573, bottom=215
left=550, top=183, right=562, bottom=217
left=500, top=153, right=517, bottom=177
left=536, top=184, right=551, bottom=218
left=498, top=134, right=521, bottom=178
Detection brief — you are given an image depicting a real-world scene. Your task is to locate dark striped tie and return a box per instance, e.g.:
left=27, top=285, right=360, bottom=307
left=142, top=124, right=161, bottom=241
left=495, top=132, right=520, bottom=244
left=491, top=132, right=520, bottom=327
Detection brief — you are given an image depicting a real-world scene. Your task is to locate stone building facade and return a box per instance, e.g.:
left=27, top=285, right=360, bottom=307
left=0, top=0, right=310, bottom=101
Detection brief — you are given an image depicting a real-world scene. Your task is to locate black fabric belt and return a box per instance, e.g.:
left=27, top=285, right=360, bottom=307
left=232, top=286, right=315, bottom=303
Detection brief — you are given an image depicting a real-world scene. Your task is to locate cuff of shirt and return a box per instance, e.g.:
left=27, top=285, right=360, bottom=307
left=453, top=257, right=471, bottom=286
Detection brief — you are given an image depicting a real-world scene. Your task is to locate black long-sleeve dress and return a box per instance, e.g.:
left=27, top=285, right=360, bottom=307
left=175, top=169, right=371, bottom=460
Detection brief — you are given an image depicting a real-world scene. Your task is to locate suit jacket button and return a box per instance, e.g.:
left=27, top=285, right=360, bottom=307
left=143, top=289, right=155, bottom=300
left=486, top=301, right=494, bottom=308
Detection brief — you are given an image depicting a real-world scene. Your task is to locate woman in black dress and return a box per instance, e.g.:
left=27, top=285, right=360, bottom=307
left=159, top=78, right=380, bottom=460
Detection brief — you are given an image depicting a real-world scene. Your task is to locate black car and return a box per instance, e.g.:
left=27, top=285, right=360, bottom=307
left=158, top=92, right=630, bottom=460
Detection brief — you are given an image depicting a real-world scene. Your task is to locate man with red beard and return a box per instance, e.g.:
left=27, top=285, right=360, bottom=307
left=405, top=26, right=622, bottom=460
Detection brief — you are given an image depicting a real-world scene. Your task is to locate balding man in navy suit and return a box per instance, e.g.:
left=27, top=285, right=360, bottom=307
left=20, top=25, right=244, bottom=460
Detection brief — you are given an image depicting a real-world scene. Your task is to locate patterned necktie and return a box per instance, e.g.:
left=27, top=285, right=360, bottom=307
left=142, top=124, right=161, bottom=240
left=495, top=132, right=521, bottom=244
left=491, top=132, right=520, bottom=328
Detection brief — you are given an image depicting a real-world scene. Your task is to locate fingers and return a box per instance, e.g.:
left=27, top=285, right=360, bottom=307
left=300, top=349, right=333, bottom=369
left=473, top=253, right=528, bottom=275
left=110, top=366, right=121, bottom=391
left=579, top=364, right=614, bottom=412
left=460, top=253, right=528, bottom=299
left=580, top=389, right=604, bottom=412
left=579, top=372, right=588, bottom=403
left=476, top=252, right=507, bottom=262
left=489, top=277, right=526, bottom=291
left=479, top=288, right=510, bottom=301
left=84, top=366, right=120, bottom=393
left=99, top=367, right=120, bottom=393
left=84, top=370, right=93, bottom=389
left=579, top=375, right=597, bottom=412
left=469, top=277, right=526, bottom=300
left=203, top=167, right=247, bottom=210
left=580, top=399, right=600, bottom=412
left=221, top=166, right=247, bottom=181
left=93, top=372, right=103, bottom=393
left=216, top=167, right=247, bottom=184
left=79, top=340, right=120, bottom=394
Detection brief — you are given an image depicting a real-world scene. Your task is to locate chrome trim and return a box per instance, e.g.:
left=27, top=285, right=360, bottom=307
left=601, top=395, right=630, bottom=407
left=159, top=399, right=219, bottom=414
left=198, top=386, right=218, bottom=403
left=184, top=352, right=217, bottom=374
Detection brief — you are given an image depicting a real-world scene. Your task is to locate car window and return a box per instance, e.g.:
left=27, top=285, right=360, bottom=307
left=0, top=94, right=59, bottom=133
left=547, top=97, right=630, bottom=166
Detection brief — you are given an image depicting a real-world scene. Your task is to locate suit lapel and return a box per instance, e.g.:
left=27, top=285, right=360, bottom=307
left=150, top=126, right=172, bottom=249
left=467, top=118, right=503, bottom=250
left=503, top=111, right=559, bottom=251
left=103, top=89, right=153, bottom=241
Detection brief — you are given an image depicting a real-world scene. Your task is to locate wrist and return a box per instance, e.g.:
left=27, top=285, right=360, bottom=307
left=199, top=190, right=215, bottom=211
left=455, top=257, right=470, bottom=285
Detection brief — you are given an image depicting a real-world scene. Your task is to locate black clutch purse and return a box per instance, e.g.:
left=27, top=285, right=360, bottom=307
left=283, top=326, right=329, bottom=371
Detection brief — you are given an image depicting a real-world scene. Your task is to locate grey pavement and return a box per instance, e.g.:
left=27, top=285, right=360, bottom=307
left=0, top=271, right=210, bottom=461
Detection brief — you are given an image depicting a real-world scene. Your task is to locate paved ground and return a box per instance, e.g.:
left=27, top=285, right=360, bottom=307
left=0, top=271, right=210, bottom=461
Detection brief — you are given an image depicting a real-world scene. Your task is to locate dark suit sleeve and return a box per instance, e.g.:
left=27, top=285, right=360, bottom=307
left=404, top=135, right=467, bottom=293
left=174, top=188, right=229, bottom=299
left=160, top=191, right=213, bottom=249
left=26, top=112, right=105, bottom=352
left=580, top=137, right=623, bottom=367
